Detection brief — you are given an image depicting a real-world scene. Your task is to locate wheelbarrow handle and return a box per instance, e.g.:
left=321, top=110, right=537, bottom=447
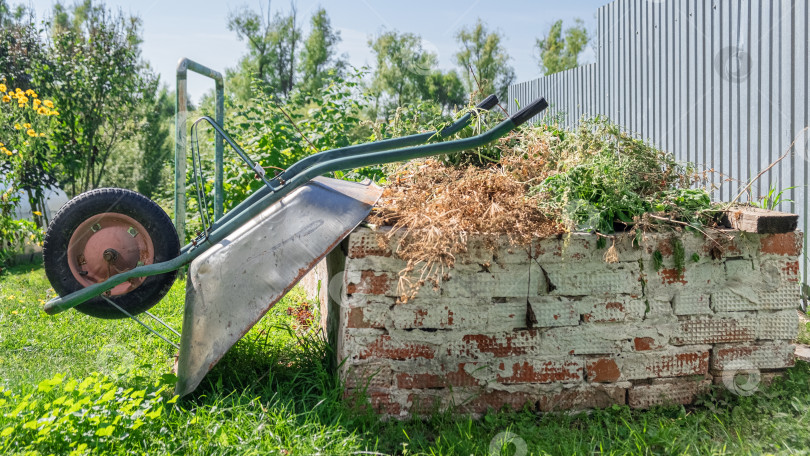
left=510, top=97, right=549, bottom=126
left=476, top=94, right=499, bottom=111
left=44, top=96, right=547, bottom=315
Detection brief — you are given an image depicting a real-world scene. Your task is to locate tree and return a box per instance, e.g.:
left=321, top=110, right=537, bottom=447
left=455, top=19, right=515, bottom=100
left=227, top=1, right=300, bottom=98
left=298, top=7, right=345, bottom=94
left=0, top=5, right=44, bottom=91
left=368, top=30, right=437, bottom=117
left=536, top=19, right=588, bottom=75
left=136, top=82, right=173, bottom=199
left=422, top=70, right=466, bottom=114
left=44, top=0, right=155, bottom=196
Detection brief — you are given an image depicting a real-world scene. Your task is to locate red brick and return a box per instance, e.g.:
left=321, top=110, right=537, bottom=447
left=628, top=377, right=711, bottom=409
left=633, top=337, right=657, bottom=351
left=346, top=270, right=392, bottom=295
left=760, top=232, right=803, bottom=256
left=586, top=358, right=621, bottom=383
left=577, top=297, right=646, bottom=323
left=538, top=385, right=627, bottom=412
left=459, top=331, right=539, bottom=358
left=389, top=301, right=485, bottom=330
left=348, top=243, right=391, bottom=259
left=346, top=307, right=384, bottom=329
left=397, top=363, right=483, bottom=389
left=671, top=315, right=755, bottom=345
left=407, top=391, right=445, bottom=415
left=345, top=388, right=401, bottom=416
left=358, top=335, right=435, bottom=361
left=782, top=260, right=800, bottom=281
left=711, top=342, right=796, bottom=372
left=457, top=389, right=535, bottom=414
left=618, top=348, right=710, bottom=380
left=658, top=268, right=687, bottom=285
left=343, top=362, right=393, bottom=388
left=496, top=359, right=583, bottom=384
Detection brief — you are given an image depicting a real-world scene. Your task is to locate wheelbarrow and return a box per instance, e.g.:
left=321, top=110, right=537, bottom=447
left=41, top=94, right=548, bottom=396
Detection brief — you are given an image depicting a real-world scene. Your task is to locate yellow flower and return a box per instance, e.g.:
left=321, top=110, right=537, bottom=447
left=14, top=123, right=20, bottom=130
left=0, top=142, right=3, bottom=146
left=43, top=100, right=54, bottom=108
left=0, top=83, right=5, bottom=92
left=18, top=96, right=27, bottom=104
left=26, top=129, right=36, bottom=137
left=23, top=123, right=31, bottom=129
left=1, top=96, right=8, bottom=103
left=37, top=107, right=47, bottom=115
left=51, top=111, right=59, bottom=116
left=14, top=88, right=21, bottom=93
left=33, top=99, right=41, bottom=106
left=32, top=211, right=42, bottom=216
left=3, top=150, right=10, bottom=156
left=39, top=133, right=45, bottom=137
left=11, top=311, right=17, bottom=315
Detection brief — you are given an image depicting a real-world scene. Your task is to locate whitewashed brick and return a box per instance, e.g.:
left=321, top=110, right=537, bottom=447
left=711, top=341, right=796, bottom=371
left=545, top=262, right=642, bottom=296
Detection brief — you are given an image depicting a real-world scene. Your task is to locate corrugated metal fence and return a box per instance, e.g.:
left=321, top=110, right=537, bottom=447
left=509, top=0, right=809, bottom=295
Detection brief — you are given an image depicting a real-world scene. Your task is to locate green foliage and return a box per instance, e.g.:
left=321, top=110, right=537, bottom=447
left=652, top=250, right=663, bottom=271
left=752, top=184, right=796, bottom=211
left=369, top=30, right=443, bottom=117
left=534, top=119, right=711, bottom=233
left=227, top=2, right=301, bottom=99
left=672, top=237, right=685, bottom=276
left=0, top=82, right=60, bottom=227
left=0, top=8, right=45, bottom=91
left=44, top=0, right=156, bottom=197
left=536, top=19, right=589, bottom=75
left=136, top=84, right=173, bottom=198
left=0, top=185, right=41, bottom=265
left=219, top=70, right=368, bottom=213
left=298, top=8, right=345, bottom=95
left=0, top=373, right=175, bottom=455
left=455, top=19, right=516, bottom=99
left=691, top=252, right=700, bottom=263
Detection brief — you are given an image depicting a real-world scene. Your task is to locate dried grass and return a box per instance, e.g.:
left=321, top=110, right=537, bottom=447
left=367, top=153, right=563, bottom=302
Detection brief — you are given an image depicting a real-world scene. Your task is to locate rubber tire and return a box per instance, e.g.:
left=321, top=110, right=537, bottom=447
left=43, top=188, right=180, bottom=319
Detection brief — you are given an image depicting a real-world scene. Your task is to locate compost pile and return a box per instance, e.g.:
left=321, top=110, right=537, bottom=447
left=368, top=118, right=713, bottom=301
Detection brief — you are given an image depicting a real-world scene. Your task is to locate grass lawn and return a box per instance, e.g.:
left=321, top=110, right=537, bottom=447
left=2, top=262, right=810, bottom=455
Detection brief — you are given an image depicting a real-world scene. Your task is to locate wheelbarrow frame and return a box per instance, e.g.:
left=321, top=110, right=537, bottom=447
left=43, top=95, right=548, bottom=315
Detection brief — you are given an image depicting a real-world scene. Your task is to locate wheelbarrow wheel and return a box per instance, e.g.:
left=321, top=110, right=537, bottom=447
left=43, top=188, right=180, bottom=319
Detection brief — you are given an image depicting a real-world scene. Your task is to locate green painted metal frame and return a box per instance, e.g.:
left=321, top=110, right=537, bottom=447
left=43, top=96, right=548, bottom=315
left=175, top=59, right=225, bottom=239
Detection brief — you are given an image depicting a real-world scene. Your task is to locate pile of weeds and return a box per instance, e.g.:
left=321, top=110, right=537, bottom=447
left=518, top=118, right=714, bottom=233
left=371, top=117, right=718, bottom=300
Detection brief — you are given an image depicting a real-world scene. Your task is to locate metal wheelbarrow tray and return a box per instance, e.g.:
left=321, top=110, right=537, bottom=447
left=41, top=94, right=548, bottom=396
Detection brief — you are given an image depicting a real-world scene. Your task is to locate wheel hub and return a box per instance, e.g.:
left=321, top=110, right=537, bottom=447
left=67, top=213, right=154, bottom=296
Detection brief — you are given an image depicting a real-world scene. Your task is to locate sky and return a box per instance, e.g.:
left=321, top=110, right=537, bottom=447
left=23, top=0, right=610, bottom=100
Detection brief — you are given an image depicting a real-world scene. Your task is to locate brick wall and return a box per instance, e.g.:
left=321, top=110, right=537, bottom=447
left=325, top=227, right=802, bottom=418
